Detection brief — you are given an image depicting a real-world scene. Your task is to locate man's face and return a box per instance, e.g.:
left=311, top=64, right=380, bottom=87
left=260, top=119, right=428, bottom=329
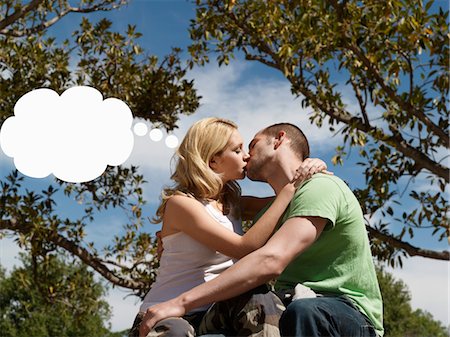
left=246, top=132, right=272, bottom=182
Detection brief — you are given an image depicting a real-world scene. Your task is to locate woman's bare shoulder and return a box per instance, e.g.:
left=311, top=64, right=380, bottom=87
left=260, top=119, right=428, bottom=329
left=165, top=194, right=201, bottom=210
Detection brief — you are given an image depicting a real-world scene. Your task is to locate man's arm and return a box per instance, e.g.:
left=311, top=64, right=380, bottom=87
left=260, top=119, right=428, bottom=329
left=139, top=216, right=327, bottom=337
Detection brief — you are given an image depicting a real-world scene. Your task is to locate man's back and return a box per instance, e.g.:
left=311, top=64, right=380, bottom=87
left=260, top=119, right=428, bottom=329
left=272, top=174, right=384, bottom=336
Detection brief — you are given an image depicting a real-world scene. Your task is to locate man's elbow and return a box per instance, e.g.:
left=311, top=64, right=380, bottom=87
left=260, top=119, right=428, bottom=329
left=259, top=251, right=286, bottom=279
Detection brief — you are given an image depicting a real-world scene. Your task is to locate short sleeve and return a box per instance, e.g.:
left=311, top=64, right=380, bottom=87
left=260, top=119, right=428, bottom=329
left=285, top=175, right=344, bottom=229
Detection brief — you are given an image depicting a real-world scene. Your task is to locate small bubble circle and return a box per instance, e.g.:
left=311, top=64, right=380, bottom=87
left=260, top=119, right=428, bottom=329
left=165, top=135, right=179, bottom=149
left=149, top=128, right=163, bottom=142
left=133, top=122, right=148, bottom=136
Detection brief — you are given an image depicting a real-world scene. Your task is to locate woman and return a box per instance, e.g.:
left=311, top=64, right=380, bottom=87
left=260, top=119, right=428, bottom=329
left=130, top=117, right=326, bottom=337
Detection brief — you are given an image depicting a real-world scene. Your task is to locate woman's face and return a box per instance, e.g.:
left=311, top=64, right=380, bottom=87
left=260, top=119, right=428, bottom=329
left=210, top=129, right=249, bottom=182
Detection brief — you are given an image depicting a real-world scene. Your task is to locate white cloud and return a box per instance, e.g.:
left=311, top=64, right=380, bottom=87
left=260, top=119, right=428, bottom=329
left=0, top=237, right=24, bottom=270
left=123, top=62, right=345, bottom=209
left=385, top=257, right=449, bottom=326
left=0, top=146, right=15, bottom=173
left=107, top=286, right=141, bottom=332
left=188, top=62, right=343, bottom=154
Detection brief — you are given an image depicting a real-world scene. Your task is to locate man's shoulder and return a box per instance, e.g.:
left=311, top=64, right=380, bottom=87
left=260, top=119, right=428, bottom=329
left=297, top=173, right=345, bottom=192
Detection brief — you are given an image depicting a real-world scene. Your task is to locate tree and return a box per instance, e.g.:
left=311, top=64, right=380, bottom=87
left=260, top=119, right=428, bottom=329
left=0, top=0, right=199, bottom=295
left=188, top=0, right=449, bottom=264
left=376, top=266, right=449, bottom=336
left=0, top=252, right=123, bottom=337
left=0, top=0, right=199, bottom=128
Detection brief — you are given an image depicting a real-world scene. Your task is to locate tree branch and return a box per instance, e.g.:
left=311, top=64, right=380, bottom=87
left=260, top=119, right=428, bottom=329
left=325, top=0, right=449, bottom=148
left=221, top=3, right=450, bottom=182
left=0, top=217, right=146, bottom=290
left=0, top=0, right=43, bottom=32
left=349, top=77, right=370, bottom=126
left=223, top=6, right=449, bottom=181
left=293, top=81, right=449, bottom=182
left=0, top=0, right=128, bottom=37
left=366, top=226, right=450, bottom=261
left=347, top=45, right=448, bottom=149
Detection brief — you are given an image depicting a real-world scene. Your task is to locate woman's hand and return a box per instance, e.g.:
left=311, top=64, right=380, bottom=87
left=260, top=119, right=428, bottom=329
left=292, top=158, right=332, bottom=186
left=139, top=299, right=186, bottom=337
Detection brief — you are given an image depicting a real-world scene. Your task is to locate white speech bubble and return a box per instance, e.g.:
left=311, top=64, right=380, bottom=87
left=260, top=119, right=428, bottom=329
left=0, top=86, right=134, bottom=183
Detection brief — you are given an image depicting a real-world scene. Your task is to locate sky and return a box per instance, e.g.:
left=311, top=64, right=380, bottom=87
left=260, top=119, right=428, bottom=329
left=0, top=0, right=449, bottom=332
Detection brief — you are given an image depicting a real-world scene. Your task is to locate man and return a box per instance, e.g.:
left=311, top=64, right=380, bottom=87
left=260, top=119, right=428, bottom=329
left=140, top=123, right=384, bottom=337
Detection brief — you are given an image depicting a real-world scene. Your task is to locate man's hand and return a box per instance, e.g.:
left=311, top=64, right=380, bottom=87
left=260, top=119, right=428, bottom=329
left=139, top=299, right=186, bottom=337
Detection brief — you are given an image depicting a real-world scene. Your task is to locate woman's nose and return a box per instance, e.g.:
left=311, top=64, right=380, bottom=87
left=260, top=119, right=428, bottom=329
left=243, top=151, right=250, bottom=161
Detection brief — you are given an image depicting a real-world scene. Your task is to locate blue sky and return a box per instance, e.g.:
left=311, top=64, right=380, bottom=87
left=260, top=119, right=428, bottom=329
left=0, top=0, right=448, bottom=331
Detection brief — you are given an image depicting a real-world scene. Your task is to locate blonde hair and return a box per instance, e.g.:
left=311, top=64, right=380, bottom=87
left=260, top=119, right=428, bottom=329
left=153, top=117, right=241, bottom=223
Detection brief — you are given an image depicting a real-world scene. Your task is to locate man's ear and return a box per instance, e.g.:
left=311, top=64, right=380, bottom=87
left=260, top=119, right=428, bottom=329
left=274, top=131, right=287, bottom=149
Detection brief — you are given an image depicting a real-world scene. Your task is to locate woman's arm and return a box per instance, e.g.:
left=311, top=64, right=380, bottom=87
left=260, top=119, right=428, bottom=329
left=139, top=216, right=327, bottom=337
left=165, top=158, right=329, bottom=260
left=164, top=180, right=296, bottom=260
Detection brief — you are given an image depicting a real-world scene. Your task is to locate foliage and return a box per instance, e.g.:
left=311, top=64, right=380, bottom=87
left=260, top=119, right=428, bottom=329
left=0, top=0, right=199, bottom=129
left=188, top=0, right=449, bottom=263
left=1, top=167, right=159, bottom=296
left=0, top=252, right=118, bottom=337
left=0, top=0, right=448, bottom=301
left=0, top=0, right=198, bottom=293
left=377, top=265, right=449, bottom=337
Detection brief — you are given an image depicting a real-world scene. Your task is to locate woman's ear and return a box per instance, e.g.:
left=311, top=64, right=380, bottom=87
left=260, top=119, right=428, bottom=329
left=209, top=157, right=218, bottom=170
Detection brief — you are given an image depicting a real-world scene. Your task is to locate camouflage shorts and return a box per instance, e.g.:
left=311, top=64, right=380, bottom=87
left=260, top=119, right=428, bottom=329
left=199, top=285, right=285, bottom=337
left=128, top=312, right=200, bottom=337
left=129, top=285, right=285, bottom=337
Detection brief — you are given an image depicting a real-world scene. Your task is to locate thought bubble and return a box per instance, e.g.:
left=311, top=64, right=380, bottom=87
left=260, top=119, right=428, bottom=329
left=165, top=134, right=179, bottom=148
left=149, top=128, right=163, bottom=142
left=132, top=123, right=178, bottom=146
left=0, top=86, right=134, bottom=183
left=133, top=122, right=148, bottom=136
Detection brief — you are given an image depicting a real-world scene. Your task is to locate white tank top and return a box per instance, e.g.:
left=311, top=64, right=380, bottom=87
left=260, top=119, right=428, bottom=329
left=140, top=202, right=243, bottom=313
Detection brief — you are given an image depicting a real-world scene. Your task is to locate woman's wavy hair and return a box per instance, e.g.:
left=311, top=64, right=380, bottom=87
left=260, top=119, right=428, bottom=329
left=153, top=117, right=241, bottom=223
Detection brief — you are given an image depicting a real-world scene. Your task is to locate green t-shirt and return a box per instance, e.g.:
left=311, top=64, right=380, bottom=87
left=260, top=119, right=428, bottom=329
left=259, top=174, right=384, bottom=336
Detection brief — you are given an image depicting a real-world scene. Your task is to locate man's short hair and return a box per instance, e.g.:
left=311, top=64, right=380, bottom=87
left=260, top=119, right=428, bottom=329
left=261, top=123, right=310, bottom=160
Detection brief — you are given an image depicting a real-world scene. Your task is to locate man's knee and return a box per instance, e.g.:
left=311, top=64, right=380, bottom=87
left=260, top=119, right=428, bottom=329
left=279, top=298, right=329, bottom=337
left=283, top=297, right=319, bottom=312
left=280, top=298, right=319, bottom=323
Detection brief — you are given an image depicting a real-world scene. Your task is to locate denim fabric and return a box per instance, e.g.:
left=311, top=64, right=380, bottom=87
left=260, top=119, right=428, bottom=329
left=279, top=296, right=378, bottom=337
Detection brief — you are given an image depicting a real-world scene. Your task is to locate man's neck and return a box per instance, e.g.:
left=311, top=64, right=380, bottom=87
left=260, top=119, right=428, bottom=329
left=267, top=157, right=303, bottom=195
